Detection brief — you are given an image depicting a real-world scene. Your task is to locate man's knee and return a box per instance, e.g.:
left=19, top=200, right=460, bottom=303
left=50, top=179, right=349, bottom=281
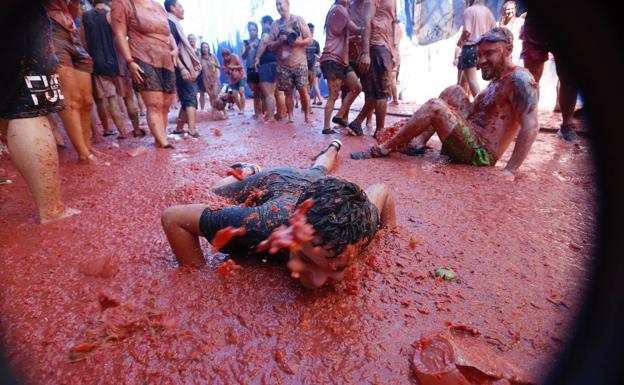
left=422, top=98, right=447, bottom=113
left=161, top=206, right=179, bottom=229
left=439, top=85, right=466, bottom=101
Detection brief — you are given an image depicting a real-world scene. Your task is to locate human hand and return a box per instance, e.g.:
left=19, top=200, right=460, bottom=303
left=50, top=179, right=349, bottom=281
left=128, top=62, right=144, bottom=84
left=181, top=68, right=192, bottom=81
left=170, top=47, right=179, bottom=60
left=358, top=52, right=371, bottom=74
left=453, top=57, right=459, bottom=67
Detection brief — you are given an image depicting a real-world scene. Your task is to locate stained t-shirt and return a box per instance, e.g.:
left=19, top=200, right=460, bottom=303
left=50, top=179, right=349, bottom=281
left=110, top=0, right=173, bottom=71
left=463, top=4, right=496, bottom=45
left=46, top=0, right=76, bottom=31
left=366, top=0, right=396, bottom=50
left=320, top=4, right=350, bottom=67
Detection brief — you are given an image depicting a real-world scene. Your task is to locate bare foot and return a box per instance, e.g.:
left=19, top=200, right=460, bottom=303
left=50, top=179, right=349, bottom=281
left=40, top=207, right=80, bottom=224
left=91, top=149, right=114, bottom=160
left=78, top=153, right=103, bottom=165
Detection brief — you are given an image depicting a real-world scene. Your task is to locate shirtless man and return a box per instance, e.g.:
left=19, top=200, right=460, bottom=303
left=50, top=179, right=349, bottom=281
left=221, top=48, right=247, bottom=114
left=161, top=140, right=396, bottom=289
left=268, top=0, right=313, bottom=123
left=351, top=28, right=539, bottom=176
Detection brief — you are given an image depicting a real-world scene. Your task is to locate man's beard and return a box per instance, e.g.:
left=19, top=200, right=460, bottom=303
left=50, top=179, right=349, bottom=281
left=481, top=68, right=495, bottom=80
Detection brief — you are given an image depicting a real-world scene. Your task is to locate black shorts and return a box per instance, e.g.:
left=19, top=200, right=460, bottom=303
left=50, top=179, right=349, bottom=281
left=176, top=71, right=199, bottom=109
left=247, top=69, right=260, bottom=84
left=321, top=60, right=352, bottom=80
left=361, top=45, right=392, bottom=100
left=458, top=44, right=477, bottom=70
left=133, top=60, right=175, bottom=94
left=1, top=11, right=65, bottom=119
left=259, top=62, right=277, bottom=83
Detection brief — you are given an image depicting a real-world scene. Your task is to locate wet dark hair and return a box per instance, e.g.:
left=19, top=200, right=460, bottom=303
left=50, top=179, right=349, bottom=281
left=261, top=15, right=274, bottom=25
left=308, top=23, right=314, bottom=29
left=248, top=21, right=258, bottom=30
left=163, top=0, right=177, bottom=12
left=296, top=177, right=375, bottom=259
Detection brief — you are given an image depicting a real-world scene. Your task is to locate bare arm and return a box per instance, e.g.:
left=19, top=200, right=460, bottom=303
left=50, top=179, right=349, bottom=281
left=364, top=183, right=397, bottom=228
left=347, top=20, right=362, bottom=35
left=358, top=1, right=376, bottom=74
left=255, top=34, right=269, bottom=67
left=292, top=20, right=313, bottom=48
left=504, top=107, right=539, bottom=172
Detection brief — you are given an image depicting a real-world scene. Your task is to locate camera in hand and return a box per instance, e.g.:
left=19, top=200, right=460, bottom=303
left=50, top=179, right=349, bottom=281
left=278, top=25, right=300, bottom=45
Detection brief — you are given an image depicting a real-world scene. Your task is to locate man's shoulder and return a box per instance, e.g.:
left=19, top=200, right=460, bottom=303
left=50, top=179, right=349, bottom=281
left=511, top=66, right=537, bottom=89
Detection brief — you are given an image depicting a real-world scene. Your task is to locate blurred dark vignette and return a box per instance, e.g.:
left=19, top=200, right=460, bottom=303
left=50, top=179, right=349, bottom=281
left=0, top=0, right=622, bottom=384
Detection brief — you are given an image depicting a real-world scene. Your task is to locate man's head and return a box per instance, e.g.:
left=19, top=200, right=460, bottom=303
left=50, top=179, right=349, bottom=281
left=188, top=34, right=197, bottom=48
left=476, top=27, right=514, bottom=80
left=336, top=0, right=351, bottom=6
left=247, top=21, right=259, bottom=39
left=502, top=1, right=517, bottom=18
left=215, top=98, right=226, bottom=111
left=261, top=15, right=274, bottom=29
left=288, top=177, right=376, bottom=289
left=308, top=23, right=315, bottom=36
left=164, top=0, right=184, bottom=19
left=276, top=0, right=290, bottom=19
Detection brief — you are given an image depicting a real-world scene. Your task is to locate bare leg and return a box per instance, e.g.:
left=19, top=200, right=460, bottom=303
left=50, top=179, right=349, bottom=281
left=105, top=95, right=129, bottom=138
left=323, top=78, right=342, bottom=132
left=2, top=117, right=79, bottom=223
left=275, top=89, right=286, bottom=120
left=237, top=87, right=246, bottom=114
left=175, top=108, right=187, bottom=133
left=390, top=69, right=399, bottom=104
left=161, top=204, right=208, bottom=267
left=136, top=91, right=146, bottom=115
left=312, top=143, right=339, bottom=172
left=462, top=67, right=480, bottom=98
left=284, top=89, right=295, bottom=122
left=186, top=106, right=198, bottom=136
left=141, top=91, right=171, bottom=147
left=249, top=82, right=262, bottom=118
left=297, top=86, right=311, bottom=123
left=122, top=94, right=141, bottom=134
left=57, top=66, right=94, bottom=161
left=94, top=98, right=111, bottom=135
left=199, top=92, right=206, bottom=111
left=335, top=71, right=362, bottom=121
left=48, top=115, right=66, bottom=147
left=351, top=98, right=376, bottom=127
left=523, top=58, right=545, bottom=84
left=260, top=82, right=276, bottom=122
left=373, top=99, right=387, bottom=137
left=379, top=99, right=459, bottom=154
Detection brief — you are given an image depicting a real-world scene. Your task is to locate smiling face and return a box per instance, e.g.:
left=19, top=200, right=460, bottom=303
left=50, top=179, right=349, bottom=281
left=503, top=2, right=516, bottom=18
left=477, top=41, right=511, bottom=80
left=276, top=0, right=289, bottom=18
left=201, top=43, right=210, bottom=56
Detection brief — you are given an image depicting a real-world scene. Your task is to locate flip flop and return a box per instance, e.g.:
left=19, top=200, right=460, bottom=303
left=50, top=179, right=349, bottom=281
left=322, top=128, right=337, bottom=135
left=163, top=144, right=175, bottom=149
left=313, top=139, right=342, bottom=160
left=350, top=146, right=387, bottom=160
left=188, top=131, right=200, bottom=138
left=332, top=116, right=348, bottom=127
left=171, top=129, right=186, bottom=135
left=103, top=131, right=116, bottom=137
left=347, top=122, right=363, bottom=136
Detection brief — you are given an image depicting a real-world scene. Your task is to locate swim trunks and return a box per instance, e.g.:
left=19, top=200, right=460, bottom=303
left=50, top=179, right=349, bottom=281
left=175, top=72, right=199, bottom=109
left=441, top=120, right=494, bottom=166
left=230, top=78, right=248, bottom=90
left=259, top=62, right=278, bottom=83
left=277, top=64, right=309, bottom=91
left=458, top=44, right=477, bottom=70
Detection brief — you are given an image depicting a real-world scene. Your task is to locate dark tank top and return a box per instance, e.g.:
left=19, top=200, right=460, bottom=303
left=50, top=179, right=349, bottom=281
left=259, top=28, right=277, bottom=64
left=81, top=8, right=119, bottom=76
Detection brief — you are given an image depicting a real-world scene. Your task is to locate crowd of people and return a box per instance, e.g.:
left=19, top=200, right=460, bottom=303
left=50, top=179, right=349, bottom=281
left=1, top=0, right=581, bottom=288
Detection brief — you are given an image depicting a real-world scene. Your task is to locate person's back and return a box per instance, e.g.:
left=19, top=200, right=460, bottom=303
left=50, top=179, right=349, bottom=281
left=369, top=0, right=396, bottom=50
left=82, top=8, right=119, bottom=76
left=463, top=4, right=496, bottom=44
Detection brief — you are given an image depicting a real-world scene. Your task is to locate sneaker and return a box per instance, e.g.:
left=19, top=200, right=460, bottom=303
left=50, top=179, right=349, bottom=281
left=558, top=124, right=579, bottom=142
